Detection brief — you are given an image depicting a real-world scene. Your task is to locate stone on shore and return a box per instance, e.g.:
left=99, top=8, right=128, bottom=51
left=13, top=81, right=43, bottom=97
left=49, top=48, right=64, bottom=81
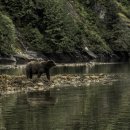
left=0, top=74, right=123, bottom=96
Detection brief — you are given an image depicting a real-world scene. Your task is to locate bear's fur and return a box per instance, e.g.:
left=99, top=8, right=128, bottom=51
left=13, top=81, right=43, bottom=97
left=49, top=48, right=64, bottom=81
left=26, top=60, right=56, bottom=80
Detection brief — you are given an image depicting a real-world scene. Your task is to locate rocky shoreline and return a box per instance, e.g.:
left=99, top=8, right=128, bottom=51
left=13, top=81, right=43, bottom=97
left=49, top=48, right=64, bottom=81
left=0, top=48, right=94, bottom=63
left=0, top=50, right=129, bottom=65
left=0, top=74, right=123, bottom=96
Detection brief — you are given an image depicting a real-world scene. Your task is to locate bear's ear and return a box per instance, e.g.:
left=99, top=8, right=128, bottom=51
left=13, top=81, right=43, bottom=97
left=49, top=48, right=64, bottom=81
left=47, top=60, right=56, bottom=67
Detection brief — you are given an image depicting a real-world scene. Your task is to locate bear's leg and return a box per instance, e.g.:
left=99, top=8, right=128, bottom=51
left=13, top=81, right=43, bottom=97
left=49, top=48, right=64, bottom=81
left=46, top=71, right=50, bottom=80
left=29, top=71, right=33, bottom=79
left=37, top=72, right=42, bottom=78
left=26, top=68, right=32, bottom=79
left=26, top=69, right=30, bottom=79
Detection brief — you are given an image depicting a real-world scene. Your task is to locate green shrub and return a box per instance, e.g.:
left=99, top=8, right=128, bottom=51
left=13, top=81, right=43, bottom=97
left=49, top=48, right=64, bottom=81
left=0, top=0, right=130, bottom=54
left=0, top=12, right=16, bottom=54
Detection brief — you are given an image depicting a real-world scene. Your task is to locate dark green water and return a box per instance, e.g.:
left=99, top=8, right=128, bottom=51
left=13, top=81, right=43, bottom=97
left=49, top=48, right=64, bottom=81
left=0, top=62, right=130, bottom=130
left=0, top=62, right=130, bottom=75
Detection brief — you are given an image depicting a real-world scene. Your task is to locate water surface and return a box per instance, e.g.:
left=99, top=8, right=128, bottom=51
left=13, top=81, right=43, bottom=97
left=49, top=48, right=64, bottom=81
left=0, top=62, right=130, bottom=130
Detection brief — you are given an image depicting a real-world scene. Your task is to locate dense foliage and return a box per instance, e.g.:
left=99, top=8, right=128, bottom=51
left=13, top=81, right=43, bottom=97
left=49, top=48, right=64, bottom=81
left=0, top=12, right=16, bottom=54
left=0, top=0, right=130, bottom=54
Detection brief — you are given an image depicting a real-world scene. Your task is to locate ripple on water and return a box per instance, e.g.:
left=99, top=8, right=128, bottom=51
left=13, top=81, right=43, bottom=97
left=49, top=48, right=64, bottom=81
left=0, top=62, right=130, bottom=130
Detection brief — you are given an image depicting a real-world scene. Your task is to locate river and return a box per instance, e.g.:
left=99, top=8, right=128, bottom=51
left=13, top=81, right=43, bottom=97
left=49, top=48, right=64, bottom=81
left=0, top=62, right=130, bottom=130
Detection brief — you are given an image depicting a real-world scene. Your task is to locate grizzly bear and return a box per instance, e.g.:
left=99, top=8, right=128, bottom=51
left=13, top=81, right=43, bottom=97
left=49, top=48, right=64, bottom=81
left=26, top=60, right=56, bottom=80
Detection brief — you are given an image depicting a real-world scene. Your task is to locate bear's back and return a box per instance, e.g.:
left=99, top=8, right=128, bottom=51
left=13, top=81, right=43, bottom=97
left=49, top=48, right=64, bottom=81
left=26, top=61, right=40, bottom=73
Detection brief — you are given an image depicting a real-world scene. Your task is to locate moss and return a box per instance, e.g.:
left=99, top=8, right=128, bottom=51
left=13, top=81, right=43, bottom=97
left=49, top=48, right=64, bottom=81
left=0, top=12, right=17, bottom=54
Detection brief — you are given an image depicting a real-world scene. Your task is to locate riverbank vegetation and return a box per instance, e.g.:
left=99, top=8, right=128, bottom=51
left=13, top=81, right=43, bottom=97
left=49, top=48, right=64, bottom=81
left=0, top=0, right=130, bottom=58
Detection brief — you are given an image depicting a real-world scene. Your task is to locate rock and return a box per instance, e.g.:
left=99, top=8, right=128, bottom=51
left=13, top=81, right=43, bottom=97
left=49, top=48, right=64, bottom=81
left=85, top=47, right=97, bottom=59
left=21, top=81, right=26, bottom=84
left=0, top=74, right=123, bottom=96
left=51, top=85, right=55, bottom=88
left=85, top=82, right=90, bottom=86
left=37, top=82, right=44, bottom=86
left=34, top=86, right=39, bottom=89
left=0, top=54, right=16, bottom=64
left=38, top=87, right=44, bottom=91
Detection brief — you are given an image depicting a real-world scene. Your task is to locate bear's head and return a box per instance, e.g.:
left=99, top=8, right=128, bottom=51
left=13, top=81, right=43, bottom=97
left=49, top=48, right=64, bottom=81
left=47, top=60, right=56, bottom=68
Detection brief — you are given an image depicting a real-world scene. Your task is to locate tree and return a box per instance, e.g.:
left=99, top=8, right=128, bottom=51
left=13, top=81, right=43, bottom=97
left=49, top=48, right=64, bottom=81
left=0, top=12, right=16, bottom=54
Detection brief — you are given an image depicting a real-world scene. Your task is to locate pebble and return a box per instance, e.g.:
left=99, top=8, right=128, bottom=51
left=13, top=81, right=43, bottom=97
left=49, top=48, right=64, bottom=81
left=0, top=74, right=123, bottom=96
left=34, top=86, right=39, bottom=89
left=37, top=82, right=44, bottom=86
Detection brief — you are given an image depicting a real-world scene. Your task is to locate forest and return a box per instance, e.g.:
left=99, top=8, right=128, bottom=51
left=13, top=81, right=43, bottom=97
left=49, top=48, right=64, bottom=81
left=0, top=0, right=130, bottom=60
left=1, top=1, right=130, bottom=130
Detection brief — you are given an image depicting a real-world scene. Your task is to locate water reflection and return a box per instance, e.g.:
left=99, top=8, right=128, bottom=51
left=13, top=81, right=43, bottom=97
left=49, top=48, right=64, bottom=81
left=1, top=81, right=130, bottom=130
left=89, top=62, right=130, bottom=74
left=0, top=62, right=130, bottom=76
left=27, top=91, right=57, bottom=107
left=52, top=64, right=89, bottom=75
left=0, top=63, right=94, bottom=75
left=0, top=65, right=25, bottom=75
left=0, top=62, right=130, bottom=130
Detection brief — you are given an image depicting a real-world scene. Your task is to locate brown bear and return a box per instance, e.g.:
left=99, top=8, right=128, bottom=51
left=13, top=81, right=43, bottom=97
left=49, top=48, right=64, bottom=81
left=26, top=60, right=56, bottom=80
